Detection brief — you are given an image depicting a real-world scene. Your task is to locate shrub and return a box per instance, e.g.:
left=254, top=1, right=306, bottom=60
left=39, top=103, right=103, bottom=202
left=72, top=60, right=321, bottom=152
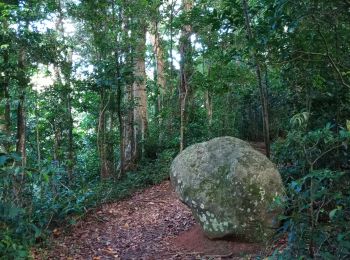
left=271, top=123, right=350, bottom=258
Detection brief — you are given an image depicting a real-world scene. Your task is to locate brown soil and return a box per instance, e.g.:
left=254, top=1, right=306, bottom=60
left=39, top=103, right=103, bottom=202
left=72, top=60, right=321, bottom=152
left=35, top=182, right=264, bottom=260
left=172, top=225, right=262, bottom=258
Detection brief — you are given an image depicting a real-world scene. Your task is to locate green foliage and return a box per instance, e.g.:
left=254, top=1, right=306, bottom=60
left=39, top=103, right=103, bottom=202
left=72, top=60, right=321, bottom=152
left=0, top=143, right=173, bottom=258
left=272, top=123, right=350, bottom=258
left=273, top=169, right=350, bottom=259
left=273, top=123, right=350, bottom=180
left=1, top=0, right=350, bottom=258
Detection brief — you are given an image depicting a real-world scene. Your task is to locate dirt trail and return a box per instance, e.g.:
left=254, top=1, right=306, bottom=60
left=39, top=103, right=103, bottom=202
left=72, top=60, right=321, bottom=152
left=38, top=182, right=263, bottom=260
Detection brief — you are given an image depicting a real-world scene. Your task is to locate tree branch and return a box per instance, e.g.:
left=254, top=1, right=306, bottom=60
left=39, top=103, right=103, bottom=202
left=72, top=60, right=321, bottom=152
left=317, top=24, right=350, bottom=89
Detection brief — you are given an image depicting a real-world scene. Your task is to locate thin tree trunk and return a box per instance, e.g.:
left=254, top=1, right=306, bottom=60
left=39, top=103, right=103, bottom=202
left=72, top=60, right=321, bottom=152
left=1, top=50, right=10, bottom=153
left=98, top=90, right=106, bottom=178
left=98, top=90, right=115, bottom=179
left=35, top=94, right=41, bottom=168
left=16, top=87, right=27, bottom=167
left=116, top=55, right=125, bottom=176
left=202, top=57, right=213, bottom=127
left=150, top=21, right=166, bottom=109
left=67, top=92, right=74, bottom=179
left=0, top=103, right=6, bottom=153
left=53, top=119, right=61, bottom=165
left=3, top=50, right=11, bottom=135
left=116, top=51, right=124, bottom=176
left=56, top=0, right=75, bottom=180
left=66, top=50, right=74, bottom=181
left=179, top=0, right=193, bottom=152
left=16, top=48, right=27, bottom=168
left=242, top=0, right=270, bottom=158
left=169, top=0, right=174, bottom=91
left=113, top=3, right=125, bottom=177
left=150, top=19, right=166, bottom=143
left=205, top=90, right=213, bottom=125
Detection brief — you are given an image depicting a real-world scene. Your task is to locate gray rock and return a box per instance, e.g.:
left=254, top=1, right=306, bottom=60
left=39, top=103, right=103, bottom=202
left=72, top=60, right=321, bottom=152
left=170, top=136, right=284, bottom=243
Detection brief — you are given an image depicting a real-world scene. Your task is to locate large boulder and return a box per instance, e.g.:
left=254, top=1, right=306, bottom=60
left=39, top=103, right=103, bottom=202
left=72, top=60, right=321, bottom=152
left=170, top=137, right=283, bottom=243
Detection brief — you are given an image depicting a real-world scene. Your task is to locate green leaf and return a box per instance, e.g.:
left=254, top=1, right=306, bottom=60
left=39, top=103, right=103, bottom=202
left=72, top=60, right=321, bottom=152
left=0, top=155, right=8, bottom=166
left=0, top=44, right=9, bottom=49
left=329, top=208, right=340, bottom=220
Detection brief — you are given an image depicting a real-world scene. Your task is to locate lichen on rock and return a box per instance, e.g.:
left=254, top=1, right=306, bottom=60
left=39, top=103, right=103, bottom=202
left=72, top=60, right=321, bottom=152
left=170, top=136, right=284, bottom=243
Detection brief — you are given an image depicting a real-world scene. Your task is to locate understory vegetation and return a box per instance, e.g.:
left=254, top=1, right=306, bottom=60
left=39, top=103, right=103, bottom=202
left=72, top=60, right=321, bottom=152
left=1, top=0, right=350, bottom=259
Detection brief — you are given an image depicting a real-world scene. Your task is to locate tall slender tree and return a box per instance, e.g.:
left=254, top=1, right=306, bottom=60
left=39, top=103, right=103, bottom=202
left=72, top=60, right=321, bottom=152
left=179, top=0, right=193, bottom=151
left=242, top=0, right=270, bottom=157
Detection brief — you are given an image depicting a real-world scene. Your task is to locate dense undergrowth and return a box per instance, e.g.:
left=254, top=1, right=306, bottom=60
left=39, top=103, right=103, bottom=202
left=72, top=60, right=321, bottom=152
left=2, top=124, right=350, bottom=259
left=0, top=149, right=173, bottom=259
left=271, top=122, right=350, bottom=258
left=1, top=125, right=350, bottom=259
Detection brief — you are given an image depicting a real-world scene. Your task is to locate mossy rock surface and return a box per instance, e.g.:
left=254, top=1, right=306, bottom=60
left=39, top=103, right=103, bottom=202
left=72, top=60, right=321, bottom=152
left=170, top=136, right=283, bottom=243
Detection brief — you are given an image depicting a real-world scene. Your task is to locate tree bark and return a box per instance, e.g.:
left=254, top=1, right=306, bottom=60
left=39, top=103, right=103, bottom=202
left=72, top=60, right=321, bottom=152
left=53, top=119, right=61, bottom=164
left=149, top=18, right=166, bottom=143
left=150, top=21, right=166, bottom=112
left=242, top=0, right=271, bottom=158
left=205, top=90, right=213, bottom=126
left=56, top=0, right=75, bottom=180
left=120, top=13, right=136, bottom=172
left=98, top=90, right=115, bottom=179
left=179, top=0, right=193, bottom=152
left=16, top=48, right=27, bottom=168
left=132, top=24, right=148, bottom=160
left=113, top=3, right=125, bottom=177
left=35, top=94, right=41, bottom=168
left=1, top=49, right=10, bottom=153
left=67, top=90, right=74, bottom=179
left=120, top=13, right=148, bottom=171
left=66, top=51, right=74, bottom=181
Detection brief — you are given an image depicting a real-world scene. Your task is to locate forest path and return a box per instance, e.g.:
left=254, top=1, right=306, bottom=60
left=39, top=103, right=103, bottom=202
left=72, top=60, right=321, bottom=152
left=38, top=182, right=263, bottom=260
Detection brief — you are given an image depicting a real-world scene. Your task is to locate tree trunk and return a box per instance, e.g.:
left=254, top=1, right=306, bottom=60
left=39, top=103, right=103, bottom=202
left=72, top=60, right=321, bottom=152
left=116, top=51, right=124, bottom=176
left=149, top=19, right=166, bottom=143
left=3, top=51, right=11, bottom=135
left=205, top=90, right=213, bottom=126
left=67, top=91, right=74, bottom=179
left=1, top=52, right=10, bottom=153
left=66, top=51, right=74, bottom=181
left=120, top=15, right=136, bottom=172
left=242, top=0, right=270, bottom=158
left=0, top=107, right=7, bottom=154
left=150, top=21, right=166, bottom=111
left=113, top=4, right=125, bottom=177
left=56, top=0, right=75, bottom=180
left=1, top=19, right=11, bottom=153
left=98, top=90, right=116, bottom=179
left=122, top=82, right=135, bottom=170
left=53, top=119, right=61, bottom=165
left=179, top=0, right=193, bottom=152
left=35, top=94, right=41, bottom=168
left=121, top=15, right=148, bottom=171
left=132, top=25, right=148, bottom=160
left=16, top=48, right=27, bottom=168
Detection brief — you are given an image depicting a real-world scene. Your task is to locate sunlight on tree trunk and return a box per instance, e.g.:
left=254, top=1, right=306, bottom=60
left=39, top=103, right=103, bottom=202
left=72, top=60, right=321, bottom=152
left=133, top=25, right=148, bottom=160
